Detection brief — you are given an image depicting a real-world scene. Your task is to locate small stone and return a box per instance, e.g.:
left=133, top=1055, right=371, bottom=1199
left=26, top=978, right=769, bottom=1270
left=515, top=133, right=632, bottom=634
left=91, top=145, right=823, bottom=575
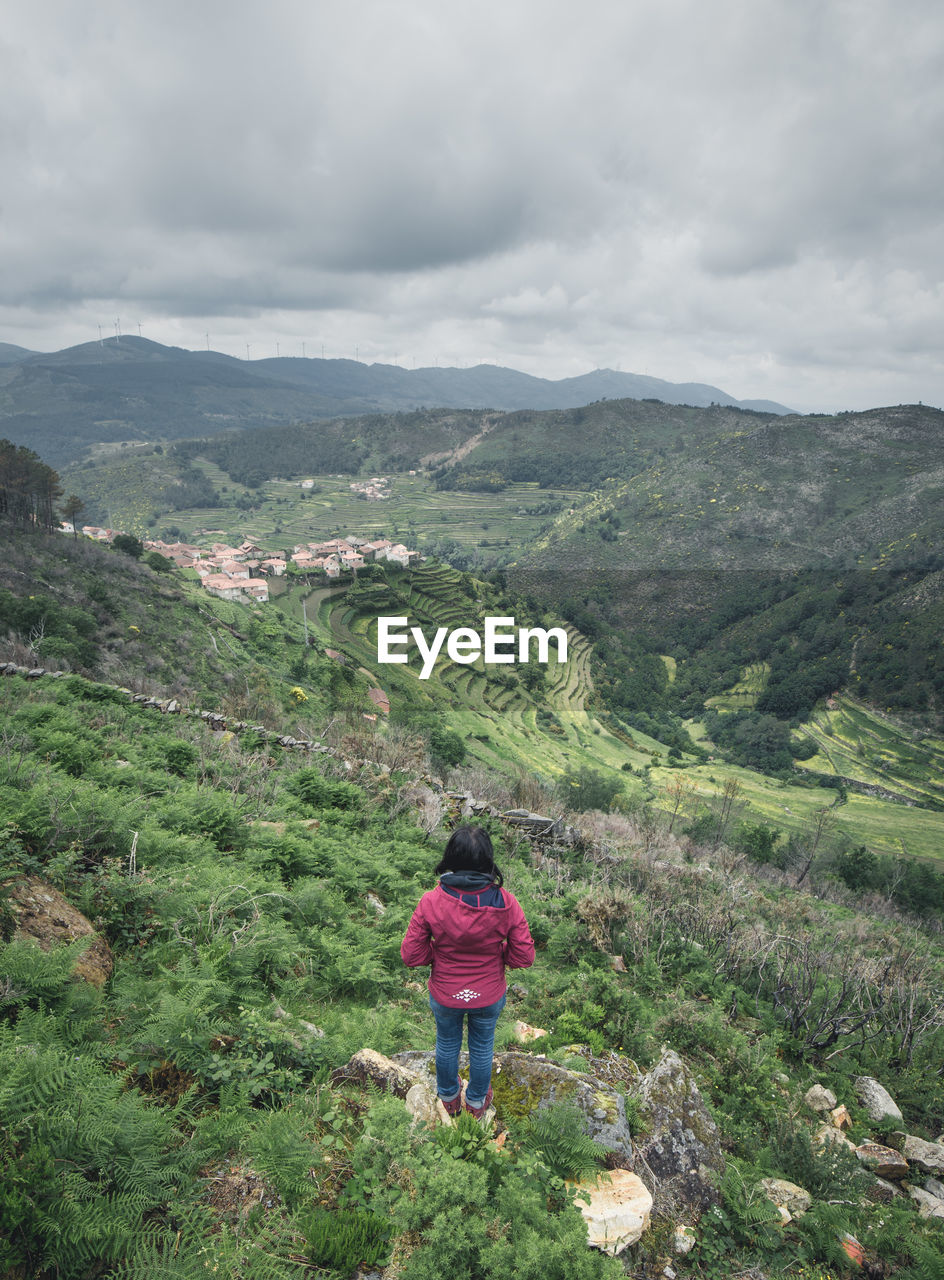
left=830, top=1104, right=852, bottom=1130
left=804, top=1084, right=837, bottom=1112
left=925, top=1177, right=944, bottom=1200
left=513, top=1020, right=549, bottom=1043
left=405, top=1081, right=440, bottom=1128
left=672, top=1225, right=696, bottom=1255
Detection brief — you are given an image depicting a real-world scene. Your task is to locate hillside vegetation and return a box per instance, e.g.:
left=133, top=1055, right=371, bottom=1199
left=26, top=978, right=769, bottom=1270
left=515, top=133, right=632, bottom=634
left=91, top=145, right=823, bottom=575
left=0, top=528, right=368, bottom=728
left=517, top=404, right=944, bottom=575
left=1, top=661, right=943, bottom=1278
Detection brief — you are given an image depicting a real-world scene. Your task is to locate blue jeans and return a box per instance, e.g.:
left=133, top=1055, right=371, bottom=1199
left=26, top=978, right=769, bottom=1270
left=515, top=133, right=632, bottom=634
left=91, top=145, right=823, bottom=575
left=429, top=993, right=506, bottom=1108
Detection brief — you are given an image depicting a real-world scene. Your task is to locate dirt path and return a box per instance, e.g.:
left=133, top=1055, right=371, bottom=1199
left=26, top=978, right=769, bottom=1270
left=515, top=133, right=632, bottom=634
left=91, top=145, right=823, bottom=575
left=420, top=414, right=500, bottom=467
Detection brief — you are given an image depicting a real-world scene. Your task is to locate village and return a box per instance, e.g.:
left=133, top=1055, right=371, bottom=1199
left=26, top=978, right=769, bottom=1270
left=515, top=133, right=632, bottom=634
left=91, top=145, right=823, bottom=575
left=72, top=525, right=422, bottom=604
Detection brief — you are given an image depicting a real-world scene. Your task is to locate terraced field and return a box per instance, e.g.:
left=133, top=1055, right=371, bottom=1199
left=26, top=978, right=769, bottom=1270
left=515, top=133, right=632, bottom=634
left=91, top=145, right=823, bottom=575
left=646, top=755, right=944, bottom=863
left=137, top=461, right=586, bottom=559
left=271, top=567, right=944, bottom=863
left=706, top=662, right=770, bottom=711
left=793, top=697, right=944, bottom=807
left=274, top=564, right=645, bottom=791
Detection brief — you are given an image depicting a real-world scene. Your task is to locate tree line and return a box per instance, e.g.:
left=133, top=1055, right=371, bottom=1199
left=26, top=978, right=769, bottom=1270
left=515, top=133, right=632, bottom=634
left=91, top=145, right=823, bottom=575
left=0, top=439, right=63, bottom=530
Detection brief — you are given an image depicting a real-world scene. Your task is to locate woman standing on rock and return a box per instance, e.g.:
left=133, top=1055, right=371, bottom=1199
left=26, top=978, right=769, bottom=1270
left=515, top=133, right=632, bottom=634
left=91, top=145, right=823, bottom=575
left=401, top=825, right=535, bottom=1118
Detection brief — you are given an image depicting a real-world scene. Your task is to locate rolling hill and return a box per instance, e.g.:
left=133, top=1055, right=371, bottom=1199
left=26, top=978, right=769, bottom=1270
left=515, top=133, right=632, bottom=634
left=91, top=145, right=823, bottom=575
left=0, top=335, right=792, bottom=467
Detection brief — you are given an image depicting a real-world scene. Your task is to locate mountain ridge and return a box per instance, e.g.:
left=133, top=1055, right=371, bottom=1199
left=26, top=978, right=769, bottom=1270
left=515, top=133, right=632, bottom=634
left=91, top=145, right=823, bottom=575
left=0, top=334, right=793, bottom=466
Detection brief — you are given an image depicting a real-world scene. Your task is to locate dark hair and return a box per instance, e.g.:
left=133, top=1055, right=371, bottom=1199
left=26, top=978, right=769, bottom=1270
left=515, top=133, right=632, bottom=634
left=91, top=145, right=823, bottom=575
left=434, top=825, right=503, bottom=886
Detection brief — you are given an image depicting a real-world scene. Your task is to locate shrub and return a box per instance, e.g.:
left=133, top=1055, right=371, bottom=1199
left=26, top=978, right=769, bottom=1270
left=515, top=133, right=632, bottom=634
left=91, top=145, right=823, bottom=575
left=429, top=725, right=467, bottom=770
left=558, top=766, right=623, bottom=813
left=288, top=767, right=363, bottom=812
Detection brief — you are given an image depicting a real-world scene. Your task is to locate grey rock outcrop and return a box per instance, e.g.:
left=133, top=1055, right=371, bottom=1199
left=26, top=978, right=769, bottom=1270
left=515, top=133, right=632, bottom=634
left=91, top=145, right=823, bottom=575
left=902, top=1135, right=944, bottom=1176
left=392, top=1044, right=723, bottom=1221
left=908, top=1185, right=944, bottom=1220
left=633, top=1049, right=725, bottom=1217
left=393, top=1049, right=639, bottom=1165
left=854, top=1076, right=903, bottom=1124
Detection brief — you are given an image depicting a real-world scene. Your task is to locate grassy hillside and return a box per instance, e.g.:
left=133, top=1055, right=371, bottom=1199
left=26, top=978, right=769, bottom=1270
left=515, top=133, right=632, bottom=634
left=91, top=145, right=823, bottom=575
left=1, top=664, right=943, bottom=1278
left=0, top=527, right=371, bottom=729
left=268, top=561, right=944, bottom=870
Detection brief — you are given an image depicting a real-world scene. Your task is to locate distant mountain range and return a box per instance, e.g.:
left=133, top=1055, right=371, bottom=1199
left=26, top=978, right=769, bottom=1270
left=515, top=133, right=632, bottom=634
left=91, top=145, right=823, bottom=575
left=0, top=335, right=793, bottom=467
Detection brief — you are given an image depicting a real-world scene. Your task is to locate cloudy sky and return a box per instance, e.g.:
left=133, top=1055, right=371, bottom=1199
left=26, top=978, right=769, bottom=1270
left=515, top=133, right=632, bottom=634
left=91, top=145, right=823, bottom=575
left=2, top=1, right=942, bottom=411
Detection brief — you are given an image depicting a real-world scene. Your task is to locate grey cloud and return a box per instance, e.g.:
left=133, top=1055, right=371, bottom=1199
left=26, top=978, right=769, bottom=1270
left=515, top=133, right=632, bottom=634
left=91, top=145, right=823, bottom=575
left=0, top=0, right=943, bottom=411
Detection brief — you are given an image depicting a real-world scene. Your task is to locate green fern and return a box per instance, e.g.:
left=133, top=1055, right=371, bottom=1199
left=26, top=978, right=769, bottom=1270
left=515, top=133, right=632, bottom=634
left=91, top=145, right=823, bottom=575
left=517, top=1101, right=608, bottom=1182
left=862, top=1203, right=944, bottom=1280
left=0, top=935, right=91, bottom=1008
left=0, top=1024, right=198, bottom=1279
left=302, top=1206, right=393, bottom=1273
left=792, top=1200, right=857, bottom=1270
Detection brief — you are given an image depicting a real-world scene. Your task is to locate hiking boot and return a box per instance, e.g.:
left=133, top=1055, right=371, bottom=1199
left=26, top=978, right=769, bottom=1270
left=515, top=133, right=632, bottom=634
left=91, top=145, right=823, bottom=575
left=464, top=1087, right=493, bottom=1119
left=440, top=1092, right=463, bottom=1118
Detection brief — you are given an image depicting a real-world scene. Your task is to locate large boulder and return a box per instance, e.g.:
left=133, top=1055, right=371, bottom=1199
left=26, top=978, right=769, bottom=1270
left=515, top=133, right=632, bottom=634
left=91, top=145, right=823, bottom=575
left=633, top=1049, right=725, bottom=1217
left=7, top=877, right=113, bottom=987
left=568, top=1170, right=653, bottom=1254
left=854, top=1076, right=903, bottom=1124
left=855, top=1142, right=909, bottom=1180
left=901, top=1136, right=944, bottom=1176
left=393, top=1049, right=639, bottom=1165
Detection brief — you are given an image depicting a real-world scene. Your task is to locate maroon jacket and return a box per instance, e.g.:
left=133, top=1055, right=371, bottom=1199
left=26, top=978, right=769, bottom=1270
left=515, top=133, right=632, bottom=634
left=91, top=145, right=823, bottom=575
left=401, top=883, right=535, bottom=1008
